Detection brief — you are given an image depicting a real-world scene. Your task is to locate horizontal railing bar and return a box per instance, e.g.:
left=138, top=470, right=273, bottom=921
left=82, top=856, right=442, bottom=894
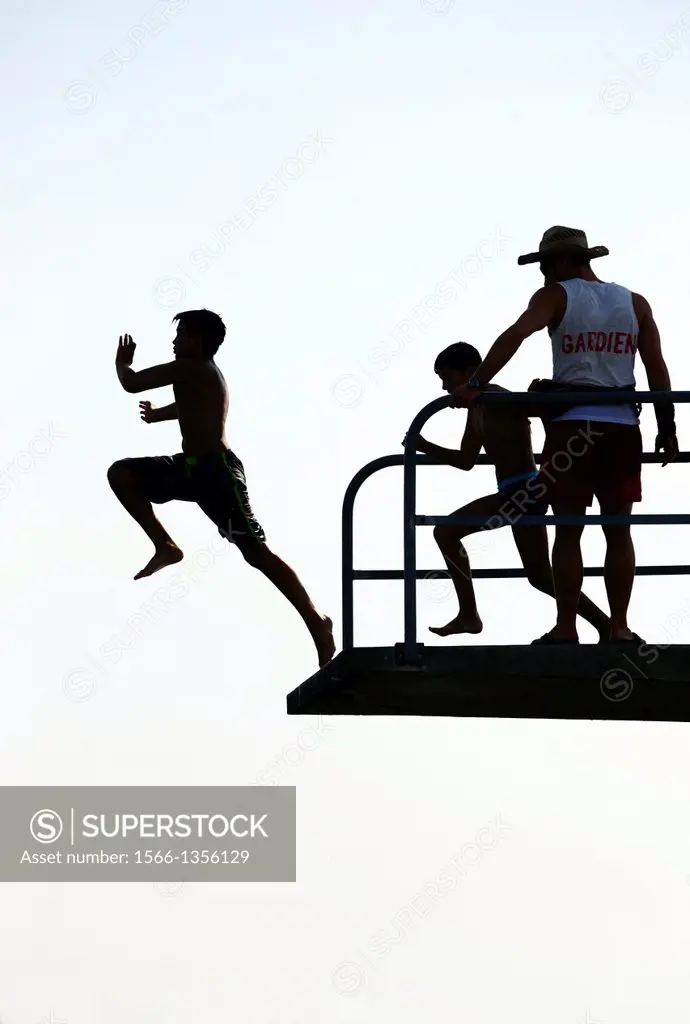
left=469, top=453, right=690, bottom=465
left=418, top=514, right=690, bottom=526
left=353, top=565, right=690, bottom=580
left=344, top=394, right=689, bottom=651
left=471, top=390, right=690, bottom=404
left=340, top=453, right=690, bottom=475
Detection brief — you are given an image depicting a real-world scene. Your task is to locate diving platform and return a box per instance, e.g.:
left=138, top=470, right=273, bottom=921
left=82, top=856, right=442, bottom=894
left=287, top=390, right=690, bottom=722
left=287, top=643, right=690, bottom=721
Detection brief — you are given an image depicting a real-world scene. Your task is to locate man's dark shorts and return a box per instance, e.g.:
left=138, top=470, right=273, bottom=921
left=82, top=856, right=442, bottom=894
left=122, top=449, right=266, bottom=549
left=536, top=420, right=643, bottom=508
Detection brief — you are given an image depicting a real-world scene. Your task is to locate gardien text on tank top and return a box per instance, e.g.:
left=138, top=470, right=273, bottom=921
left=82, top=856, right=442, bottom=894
left=549, top=278, right=638, bottom=389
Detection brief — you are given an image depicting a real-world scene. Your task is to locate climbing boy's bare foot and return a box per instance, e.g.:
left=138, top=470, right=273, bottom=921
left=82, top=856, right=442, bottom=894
left=312, top=615, right=336, bottom=667
left=134, top=542, right=184, bottom=580
left=429, top=614, right=483, bottom=637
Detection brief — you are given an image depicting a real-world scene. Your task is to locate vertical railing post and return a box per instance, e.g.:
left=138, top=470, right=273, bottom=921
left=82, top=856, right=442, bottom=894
left=402, top=432, right=418, bottom=660
left=342, top=478, right=355, bottom=651
left=340, top=455, right=407, bottom=651
left=401, top=397, right=449, bottom=663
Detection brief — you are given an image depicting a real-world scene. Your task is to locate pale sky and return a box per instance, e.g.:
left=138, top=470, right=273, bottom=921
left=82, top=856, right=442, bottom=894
left=2, top=0, right=690, bottom=1020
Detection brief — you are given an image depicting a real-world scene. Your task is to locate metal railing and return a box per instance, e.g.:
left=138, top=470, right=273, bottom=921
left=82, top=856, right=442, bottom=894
left=342, top=390, right=690, bottom=661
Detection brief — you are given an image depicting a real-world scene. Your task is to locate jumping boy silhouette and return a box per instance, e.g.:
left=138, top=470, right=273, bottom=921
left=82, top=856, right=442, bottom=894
left=108, top=310, right=335, bottom=667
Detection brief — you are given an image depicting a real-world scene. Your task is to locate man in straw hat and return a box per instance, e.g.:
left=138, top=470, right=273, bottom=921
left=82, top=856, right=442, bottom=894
left=451, top=226, right=678, bottom=645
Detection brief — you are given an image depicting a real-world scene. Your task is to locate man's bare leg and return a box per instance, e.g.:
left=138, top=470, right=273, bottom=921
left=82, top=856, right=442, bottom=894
left=241, top=543, right=335, bottom=667
left=536, top=503, right=586, bottom=641
left=511, top=523, right=610, bottom=639
left=429, top=494, right=503, bottom=636
left=601, top=503, right=636, bottom=641
left=107, top=461, right=183, bottom=580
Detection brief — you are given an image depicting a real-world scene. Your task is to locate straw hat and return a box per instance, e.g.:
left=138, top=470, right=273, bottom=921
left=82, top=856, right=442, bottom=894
left=517, top=226, right=609, bottom=266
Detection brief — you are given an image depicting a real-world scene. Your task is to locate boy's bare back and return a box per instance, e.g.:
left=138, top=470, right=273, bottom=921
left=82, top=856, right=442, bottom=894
left=174, top=359, right=229, bottom=455
left=470, top=384, right=537, bottom=482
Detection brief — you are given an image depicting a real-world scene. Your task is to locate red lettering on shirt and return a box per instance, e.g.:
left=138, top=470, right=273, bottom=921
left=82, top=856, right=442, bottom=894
left=558, top=330, right=637, bottom=357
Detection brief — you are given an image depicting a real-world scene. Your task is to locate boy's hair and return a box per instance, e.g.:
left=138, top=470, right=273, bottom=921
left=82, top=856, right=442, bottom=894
left=434, top=341, right=481, bottom=373
left=173, top=309, right=226, bottom=357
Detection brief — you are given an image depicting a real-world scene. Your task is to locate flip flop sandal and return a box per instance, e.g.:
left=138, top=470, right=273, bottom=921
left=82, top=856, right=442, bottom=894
left=531, top=633, right=580, bottom=645
left=598, top=632, right=645, bottom=645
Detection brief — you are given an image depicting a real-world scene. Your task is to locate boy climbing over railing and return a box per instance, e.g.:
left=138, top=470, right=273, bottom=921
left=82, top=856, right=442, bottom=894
left=405, top=342, right=611, bottom=643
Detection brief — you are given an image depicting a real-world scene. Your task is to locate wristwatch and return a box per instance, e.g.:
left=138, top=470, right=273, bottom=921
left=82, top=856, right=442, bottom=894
left=467, top=377, right=485, bottom=389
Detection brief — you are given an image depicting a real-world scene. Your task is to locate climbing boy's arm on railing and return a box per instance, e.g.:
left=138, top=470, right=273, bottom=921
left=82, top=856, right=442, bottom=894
left=404, top=418, right=482, bottom=470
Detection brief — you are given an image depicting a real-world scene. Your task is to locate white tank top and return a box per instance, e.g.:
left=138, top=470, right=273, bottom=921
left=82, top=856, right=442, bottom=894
left=549, top=278, right=639, bottom=425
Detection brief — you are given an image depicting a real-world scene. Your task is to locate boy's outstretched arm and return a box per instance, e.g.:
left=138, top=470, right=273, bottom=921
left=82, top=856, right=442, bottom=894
left=404, top=417, right=482, bottom=470
left=115, top=334, right=195, bottom=393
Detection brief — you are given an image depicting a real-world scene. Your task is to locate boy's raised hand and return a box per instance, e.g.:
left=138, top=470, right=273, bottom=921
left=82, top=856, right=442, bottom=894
left=116, top=334, right=136, bottom=365
left=139, top=401, right=156, bottom=423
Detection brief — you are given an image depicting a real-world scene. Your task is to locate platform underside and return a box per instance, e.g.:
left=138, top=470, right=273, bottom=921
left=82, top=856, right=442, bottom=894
left=287, top=644, right=690, bottom=721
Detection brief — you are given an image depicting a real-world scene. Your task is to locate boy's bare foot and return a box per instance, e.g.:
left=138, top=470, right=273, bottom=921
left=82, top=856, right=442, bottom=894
left=312, top=615, right=336, bottom=667
left=429, top=614, right=483, bottom=637
left=134, top=542, right=184, bottom=580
